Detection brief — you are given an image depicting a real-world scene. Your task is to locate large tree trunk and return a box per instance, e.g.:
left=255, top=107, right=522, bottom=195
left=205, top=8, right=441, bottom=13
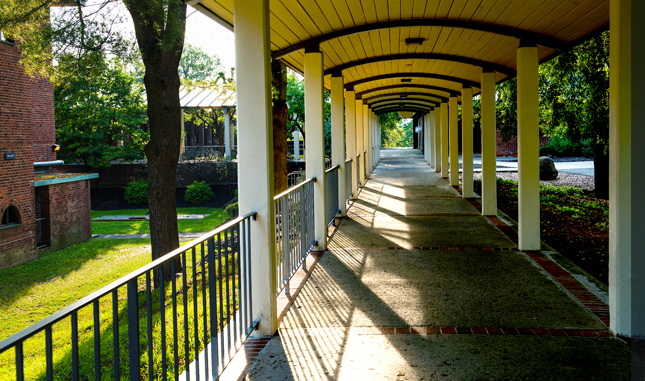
left=272, top=60, right=288, bottom=193
left=593, top=143, right=609, bottom=199
left=124, top=0, right=186, bottom=283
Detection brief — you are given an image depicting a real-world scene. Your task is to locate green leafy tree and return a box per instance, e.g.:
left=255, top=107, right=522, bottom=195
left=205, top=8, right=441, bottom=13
left=55, top=52, right=148, bottom=168
left=379, top=112, right=406, bottom=147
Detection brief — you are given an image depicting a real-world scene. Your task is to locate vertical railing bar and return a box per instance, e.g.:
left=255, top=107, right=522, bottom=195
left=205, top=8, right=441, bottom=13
left=160, top=268, right=167, bottom=381
left=225, top=228, right=232, bottom=358
left=207, top=237, right=218, bottom=379
left=236, top=222, right=242, bottom=344
left=231, top=224, right=239, bottom=347
left=93, top=300, right=100, bottom=381
left=112, top=290, right=119, bottom=381
left=192, top=247, right=200, bottom=381
left=171, top=260, right=179, bottom=381
left=246, top=218, right=253, bottom=332
left=201, top=241, right=210, bottom=380
left=127, top=278, right=140, bottom=381
left=15, top=342, right=24, bottom=381
left=181, top=252, right=190, bottom=381
left=146, top=272, right=153, bottom=381
left=241, top=220, right=249, bottom=334
left=218, top=233, right=225, bottom=369
left=45, top=326, right=53, bottom=381
left=71, top=311, right=79, bottom=381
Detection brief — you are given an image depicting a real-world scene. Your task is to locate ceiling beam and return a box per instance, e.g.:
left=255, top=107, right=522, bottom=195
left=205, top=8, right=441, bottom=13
left=272, top=19, right=566, bottom=59
left=363, top=92, right=448, bottom=104
left=369, top=99, right=439, bottom=108
left=324, top=53, right=515, bottom=76
left=357, top=84, right=459, bottom=99
left=346, top=73, right=480, bottom=89
left=374, top=107, right=432, bottom=114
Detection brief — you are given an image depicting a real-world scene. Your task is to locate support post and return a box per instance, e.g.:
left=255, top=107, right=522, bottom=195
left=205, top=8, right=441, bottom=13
left=224, top=108, right=232, bottom=158
left=293, top=130, right=300, bottom=160
left=179, top=110, right=186, bottom=158
left=481, top=71, right=497, bottom=215
left=609, top=0, right=645, bottom=339
left=434, top=108, right=441, bottom=172
left=346, top=90, right=357, bottom=197
left=304, top=49, right=327, bottom=251
left=449, top=96, right=459, bottom=186
left=462, top=88, right=474, bottom=197
left=331, top=75, right=346, bottom=215
left=356, top=98, right=365, bottom=185
left=234, top=0, right=276, bottom=335
left=517, top=43, right=541, bottom=251
left=363, top=104, right=370, bottom=177
left=440, top=102, right=449, bottom=178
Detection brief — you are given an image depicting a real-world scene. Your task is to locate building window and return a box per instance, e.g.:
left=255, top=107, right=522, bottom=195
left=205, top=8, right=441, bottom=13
left=1, top=205, right=21, bottom=229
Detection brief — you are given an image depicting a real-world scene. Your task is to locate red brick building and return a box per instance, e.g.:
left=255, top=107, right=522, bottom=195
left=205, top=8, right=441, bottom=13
left=0, top=37, right=96, bottom=268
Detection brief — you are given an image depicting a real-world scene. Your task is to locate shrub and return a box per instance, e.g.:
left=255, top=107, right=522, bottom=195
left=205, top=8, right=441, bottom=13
left=224, top=202, right=238, bottom=220
left=185, top=181, right=214, bottom=204
left=124, top=179, right=148, bottom=205
left=539, top=136, right=581, bottom=157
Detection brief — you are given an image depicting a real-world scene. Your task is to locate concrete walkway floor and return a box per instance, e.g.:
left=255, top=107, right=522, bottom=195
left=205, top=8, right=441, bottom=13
left=245, top=149, right=630, bottom=380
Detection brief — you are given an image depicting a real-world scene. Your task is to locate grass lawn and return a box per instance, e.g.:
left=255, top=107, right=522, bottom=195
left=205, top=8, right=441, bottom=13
left=0, top=236, right=240, bottom=380
left=91, top=207, right=227, bottom=235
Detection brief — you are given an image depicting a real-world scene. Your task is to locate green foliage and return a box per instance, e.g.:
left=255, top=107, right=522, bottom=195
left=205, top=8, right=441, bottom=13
left=285, top=72, right=331, bottom=155
left=55, top=52, right=149, bottom=168
left=379, top=112, right=415, bottom=147
left=124, top=179, right=148, bottom=205
left=224, top=202, right=239, bottom=220
left=539, top=136, right=582, bottom=157
left=185, top=181, right=214, bottom=204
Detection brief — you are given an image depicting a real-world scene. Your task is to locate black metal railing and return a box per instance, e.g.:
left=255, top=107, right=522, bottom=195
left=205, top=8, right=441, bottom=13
left=325, top=165, right=340, bottom=226
left=356, top=153, right=361, bottom=186
left=0, top=212, right=257, bottom=381
left=287, top=170, right=307, bottom=187
left=274, top=178, right=316, bottom=296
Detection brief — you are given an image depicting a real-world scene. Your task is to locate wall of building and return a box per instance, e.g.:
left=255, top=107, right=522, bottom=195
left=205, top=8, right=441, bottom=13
left=0, top=41, right=37, bottom=268
left=496, top=130, right=550, bottom=157
left=42, top=180, right=92, bottom=251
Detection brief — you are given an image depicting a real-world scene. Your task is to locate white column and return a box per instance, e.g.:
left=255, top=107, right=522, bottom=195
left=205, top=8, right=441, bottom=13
left=440, top=102, right=449, bottom=178
left=331, top=75, right=346, bottom=216
left=293, top=130, right=300, bottom=160
left=429, top=110, right=436, bottom=169
left=356, top=98, right=365, bottom=185
left=346, top=90, right=357, bottom=197
left=363, top=104, right=370, bottom=177
left=517, top=43, right=541, bottom=251
left=304, top=49, right=327, bottom=251
left=449, top=96, right=459, bottom=186
left=481, top=71, right=497, bottom=216
left=609, top=0, right=645, bottom=338
left=423, top=114, right=429, bottom=163
left=462, top=88, right=474, bottom=198
left=224, top=108, right=232, bottom=158
left=234, top=0, right=276, bottom=335
left=434, top=108, right=441, bottom=173
left=372, top=112, right=377, bottom=169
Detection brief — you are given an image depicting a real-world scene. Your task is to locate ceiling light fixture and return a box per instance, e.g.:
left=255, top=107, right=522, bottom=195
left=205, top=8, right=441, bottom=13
left=405, top=38, right=425, bottom=46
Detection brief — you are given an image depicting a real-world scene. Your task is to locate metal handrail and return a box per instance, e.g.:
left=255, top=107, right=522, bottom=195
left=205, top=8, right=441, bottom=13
left=0, top=212, right=256, bottom=353
left=274, top=177, right=316, bottom=200
left=325, top=164, right=341, bottom=173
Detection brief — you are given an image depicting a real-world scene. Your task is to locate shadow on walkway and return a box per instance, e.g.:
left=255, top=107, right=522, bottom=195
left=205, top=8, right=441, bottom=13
left=246, top=149, right=630, bottom=380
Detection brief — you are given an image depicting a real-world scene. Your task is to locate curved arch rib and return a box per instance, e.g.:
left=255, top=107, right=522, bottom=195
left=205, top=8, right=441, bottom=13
left=363, top=92, right=449, bottom=104
left=370, top=99, right=439, bottom=109
left=374, top=107, right=432, bottom=114
left=346, top=72, right=480, bottom=89
left=324, top=53, right=515, bottom=76
left=357, top=84, right=459, bottom=99
left=273, top=19, right=565, bottom=59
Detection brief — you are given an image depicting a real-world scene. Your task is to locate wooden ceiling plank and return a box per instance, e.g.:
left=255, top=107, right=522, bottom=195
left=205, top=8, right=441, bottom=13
left=401, top=0, right=415, bottom=19
left=441, top=28, right=468, bottom=54
left=369, top=30, right=384, bottom=58
left=379, top=29, right=391, bottom=56
left=556, top=8, right=608, bottom=42
left=327, top=38, right=351, bottom=63
left=270, top=12, right=300, bottom=44
left=374, top=0, right=389, bottom=21
left=329, top=0, right=354, bottom=27
left=315, top=0, right=343, bottom=30
left=423, top=0, right=441, bottom=18
left=520, top=0, right=569, bottom=32
left=412, top=0, right=427, bottom=17
left=278, top=0, right=322, bottom=36
left=493, top=0, right=526, bottom=25
left=481, top=0, right=515, bottom=24
left=359, top=33, right=375, bottom=57
left=460, top=0, right=484, bottom=20
left=348, top=34, right=368, bottom=59
left=471, top=0, right=498, bottom=21
left=346, top=0, right=367, bottom=25
left=363, top=0, right=378, bottom=23
left=436, top=0, right=455, bottom=18
left=272, top=1, right=312, bottom=41
left=546, top=2, right=608, bottom=38
left=387, top=0, right=401, bottom=20
left=448, top=0, right=470, bottom=19
left=297, top=0, right=333, bottom=32
left=390, top=28, right=401, bottom=55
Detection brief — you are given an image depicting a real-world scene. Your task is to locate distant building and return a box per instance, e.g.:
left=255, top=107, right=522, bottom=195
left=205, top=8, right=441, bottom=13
left=0, top=35, right=96, bottom=268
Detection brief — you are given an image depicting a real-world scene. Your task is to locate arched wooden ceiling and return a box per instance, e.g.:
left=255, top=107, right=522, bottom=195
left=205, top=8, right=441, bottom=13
left=195, top=0, right=609, bottom=113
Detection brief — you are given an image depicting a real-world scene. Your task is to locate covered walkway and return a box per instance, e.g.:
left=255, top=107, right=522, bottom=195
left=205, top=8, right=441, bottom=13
left=246, top=149, right=629, bottom=379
